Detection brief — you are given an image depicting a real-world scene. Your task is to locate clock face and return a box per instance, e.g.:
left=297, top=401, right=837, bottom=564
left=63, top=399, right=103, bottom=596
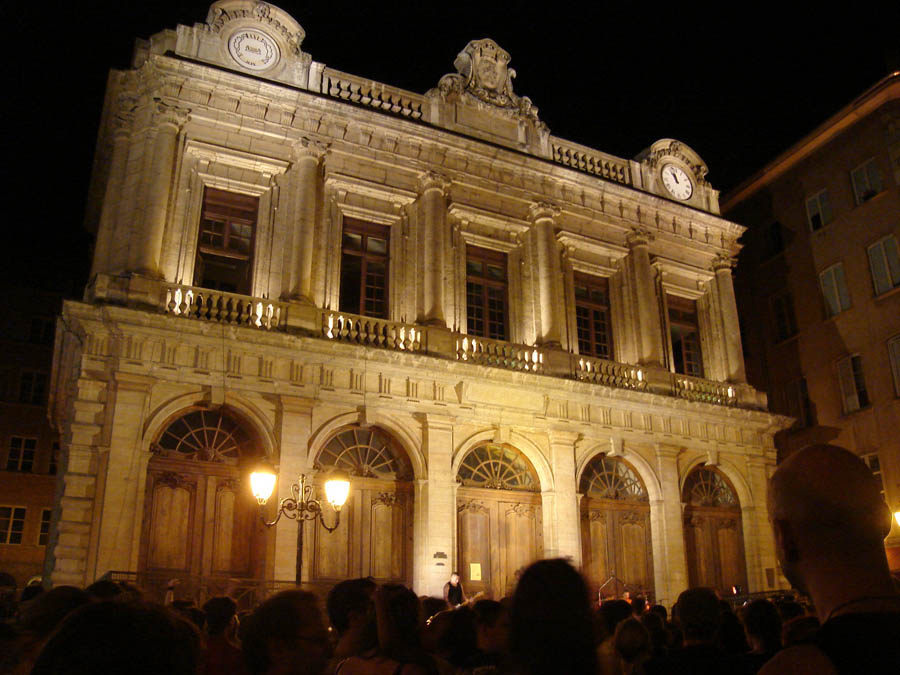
left=228, top=29, right=280, bottom=71
left=661, top=164, right=693, bottom=200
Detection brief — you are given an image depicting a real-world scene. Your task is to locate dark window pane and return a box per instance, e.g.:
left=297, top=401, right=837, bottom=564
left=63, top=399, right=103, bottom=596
left=342, top=232, right=363, bottom=251
left=367, top=237, right=387, bottom=255
left=340, top=254, right=363, bottom=314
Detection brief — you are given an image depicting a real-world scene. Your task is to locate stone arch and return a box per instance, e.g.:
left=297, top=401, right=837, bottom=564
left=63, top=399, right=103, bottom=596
left=680, top=454, right=754, bottom=509
left=307, top=410, right=425, bottom=481
left=575, top=442, right=661, bottom=503
left=453, top=429, right=554, bottom=492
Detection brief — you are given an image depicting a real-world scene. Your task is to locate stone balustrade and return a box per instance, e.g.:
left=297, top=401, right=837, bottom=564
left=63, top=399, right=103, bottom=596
left=456, top=335, right=543, bottom=373
left=672, top=373, right=737, bottom=406
left=163, top=284, right=286, bottom=330
left=551, top=138, right=630, bottom=184
left=322, top=311, right=422, bottom=351
left=574, top=355, right=647, bottom=391
left=322, top=69, right=425, bottom=119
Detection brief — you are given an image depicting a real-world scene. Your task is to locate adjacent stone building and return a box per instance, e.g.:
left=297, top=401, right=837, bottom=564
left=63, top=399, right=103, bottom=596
left=47, top=0, right=788, bottom=607
left=726, top=72, right=900, bottom=573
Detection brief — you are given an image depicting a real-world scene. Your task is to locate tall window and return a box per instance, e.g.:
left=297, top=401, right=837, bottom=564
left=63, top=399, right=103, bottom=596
left=837, top=354, right=869, bottom=414
left=574, top=273, right=613, bottom=360
left=784, top=377, right=814, bottom=430
left=861, top=454, right=885, bottom=500
left=668, top=295, right=703, bottom=378
left=194, top=187, right=258, bottom=295
left=851, top=158, right=884, bottom=204
left=805, top=190, right=833, bottom=231
left=867, top=235, right=900, bottom=296
left=763, top=221, right=785, bottom=259
left=466, top=246, right=508, bottom=341
left=18, top=371, right=47, bottom=405
left=771, top=291, right=797, bottom=341
left=38, top=508, right=51, bottom=546
left=888, top=335, right=900, bottom=397
left=6, top=437, right=36, bottom=472
left=819, top=263, right=851, bottom=317
left=0, top=507, right=26, bottom=544
left=339, top=219, right=389, bottom=318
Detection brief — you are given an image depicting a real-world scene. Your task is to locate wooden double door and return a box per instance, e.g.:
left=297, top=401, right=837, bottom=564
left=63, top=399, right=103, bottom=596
left=303, top=477, right=414, bottom=591
left=456, top=487, right=543, bottom=600
left=684, top=506, right=748, bottom=595
left=139, top=457, right=266, bottom=598
left=581, top=499, right=654, bottom=600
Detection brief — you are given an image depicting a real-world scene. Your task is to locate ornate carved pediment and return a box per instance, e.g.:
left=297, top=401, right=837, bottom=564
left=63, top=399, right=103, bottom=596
left=431, top=39, right=546, bottom=131
left=206, top=0, right=306, bottom=56
left=637, top=139, right=709, bottom=187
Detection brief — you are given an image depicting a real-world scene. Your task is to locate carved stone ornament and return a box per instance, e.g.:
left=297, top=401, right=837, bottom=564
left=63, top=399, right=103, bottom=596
left=373, top=492, right=403, bottom=507
left=155, top=471, right=191, bottom=489
left=457, top=499, right=490, bottom=515
left=207, top=0, right=306, bottom=56
left=432, top=39, right=546, bottom=130
left=637, top=139, right=709, bottom=186
left=505, top=503, right=535, bottom=518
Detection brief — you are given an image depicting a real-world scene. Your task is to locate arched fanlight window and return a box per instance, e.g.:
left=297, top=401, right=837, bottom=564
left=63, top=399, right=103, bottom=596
left=682, top=467, right=738, bottom=507
left=152, top=408, right=260, bottom=463
left=579, top=455, right=648, bottom=502
left=316, top=426, right=412, bottom=481
left=457, top=443, right=539, bottom=491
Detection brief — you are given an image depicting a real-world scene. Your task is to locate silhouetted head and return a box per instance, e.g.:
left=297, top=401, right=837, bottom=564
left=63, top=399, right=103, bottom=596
left=742, top=598, right=782, bottom=654
left=614, top=617, right=650, bottom=664
left=674, top=588, right=721, bottom=645
left=242, top=590, right=329, bottom=675
left=85, top=579, right=123, bottom=600
left=203, top=596, right=238, bottom=636
left=17, top=586, right=91, bottom=639
left=599, top=599, right=633, bottom=638
left=326, top=577, right=376, bottom=636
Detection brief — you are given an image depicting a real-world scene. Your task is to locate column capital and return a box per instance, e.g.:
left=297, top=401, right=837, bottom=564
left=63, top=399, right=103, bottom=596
left=292, top=136, right=330, bottom=162
left=712, top=253, right=735, bottom=272
left=547, top=428, right=580, bottom=446
left=152, top=99, right=190, bottom=131
left=417, top=170, right=451, bottom=195
left=529, top=201, right=560, bottom=222
left=626, top=226, right=654, bottom=248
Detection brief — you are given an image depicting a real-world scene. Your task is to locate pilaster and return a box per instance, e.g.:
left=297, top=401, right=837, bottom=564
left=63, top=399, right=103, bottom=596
left=91, top=107, right=134, bottom=280
left=543, top=429, right=581, bottom=564
left=530, top=202, right=563, bottom=347
left=712, top=255, right=746, bottom=383
left=650, top=444, right=688, bottom=607
left=289, top=138, right=329, bottom=302
left=626, top=228, right=665, bottom=367
left=417, top=172, right=451, bottom=327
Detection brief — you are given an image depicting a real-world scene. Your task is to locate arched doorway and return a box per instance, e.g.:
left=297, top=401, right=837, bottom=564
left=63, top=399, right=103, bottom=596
left=456, top=443, right=543, bottom=600
left=682, top=466, right=748, bottom=595
left=304, top=426, right=414, bottom=592
left=139, top=407, right=267, bottom=601
left=580, top=455, right=654, bottom=602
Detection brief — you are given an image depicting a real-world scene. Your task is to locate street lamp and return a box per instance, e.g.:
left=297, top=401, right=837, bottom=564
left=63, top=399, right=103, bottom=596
left=249, top=464, right=350, bottom=532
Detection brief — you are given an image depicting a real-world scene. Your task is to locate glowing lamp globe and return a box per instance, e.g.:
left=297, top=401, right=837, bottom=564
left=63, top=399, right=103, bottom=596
left=324, top=469, right=351, bottom=511
left=250, top=465, right=277, bottom=505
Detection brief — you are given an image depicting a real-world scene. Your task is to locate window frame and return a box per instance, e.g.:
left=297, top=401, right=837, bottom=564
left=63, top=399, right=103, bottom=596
left=888, top=334, right=900, bottom=397
left=193, top=187, right=259, bottom=295
left=0, top=506, right=26, bottom=545
left=666, top=294, right=704, bottom=378
left=465, top=245, right=509, bottom=341
left=819, top=263, right=852, bottom=318
left=771, top=291, right=798, bottom=342
left=573, top=272, right=614, bottom=360
left=836, top=354, right=869, bottom=414
left=867, top=234, right=900, bottom=297
left=784, top=376, right=814, bottom=430
left=6, top=436, right=37, bottom=472
left=850, top=158, right=884, bottom=205
left=38, top=508, right=51, bottom=546
left=805, top=189, right=833, bottom=232
left=339, top=218, right=391, bottom=319
left=18, top=370, right=47, bottom=406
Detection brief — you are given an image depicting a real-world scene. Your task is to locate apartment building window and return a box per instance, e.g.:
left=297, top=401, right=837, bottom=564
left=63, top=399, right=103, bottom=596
left=805, top=190, right=833, bottom=231
left=837, top=354, right=869, bottom=414
left=38, top=508, right=51, bottom=546
left=19, top=371, right=47, bottom=405
left=819, top=263, right=851, bottom=317
left=771, top=291, right=797, bottom=341
left=339, top=219, right=389, bottom=318
left=763, top=221, right=785, bottom=259
left=851, top=158, right=884, bottom=204
left=0, top=507, right=26, bottom=544
left=466, top=246, right=508, bottom=341
left=867, top=235, right=900, bottom=296
left=784, top=377, right=814, bottom=430
left=667, top=295, right=703, bottom=378
left=889, top=335, right=900, bottom=397
left=194, top=187, right=258, bottom=295
left=6, top=437, right=36, bottom=472
left=573, top=273, right=613, bottom=360
left=862, top=454, right=885, bottom=500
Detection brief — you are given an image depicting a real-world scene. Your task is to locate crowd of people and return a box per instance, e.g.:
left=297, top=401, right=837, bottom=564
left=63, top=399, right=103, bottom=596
left=0, top=444, right=897, bottom=674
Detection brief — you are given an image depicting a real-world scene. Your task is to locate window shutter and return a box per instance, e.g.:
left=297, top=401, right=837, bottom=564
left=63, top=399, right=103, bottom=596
left=837, top=357, right=859, bottom=413
left=889, top=337, right=900, bottom=396
left=885, top=236, right=900, bottom=288
left=820, top=269, right=839, bottom=316
left=868, top=242, right=891, bottom=295
left=834, top=265, right=851, bottom=311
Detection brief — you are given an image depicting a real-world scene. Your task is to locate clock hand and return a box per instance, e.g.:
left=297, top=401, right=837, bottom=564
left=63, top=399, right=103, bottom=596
left=672, top=172, right=679, bottom=184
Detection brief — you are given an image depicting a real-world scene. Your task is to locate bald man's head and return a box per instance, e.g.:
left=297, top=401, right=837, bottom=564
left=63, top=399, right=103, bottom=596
left=769, top=444, right=891, bottom=556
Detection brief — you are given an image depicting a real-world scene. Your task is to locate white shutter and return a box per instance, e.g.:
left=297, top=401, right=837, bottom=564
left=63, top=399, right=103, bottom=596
left=885, top=236, right=900, bottom=288
left=889, top=337, right=900, bottom=397
left=837, top=357, right=859, bottom=413
left=868, top=242, right=891, bottom=295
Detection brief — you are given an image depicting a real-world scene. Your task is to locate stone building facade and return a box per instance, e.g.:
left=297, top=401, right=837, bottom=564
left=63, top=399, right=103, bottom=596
left=47, top=1, right=788, bottom=607
left=726, top=72, right=900, bottom=573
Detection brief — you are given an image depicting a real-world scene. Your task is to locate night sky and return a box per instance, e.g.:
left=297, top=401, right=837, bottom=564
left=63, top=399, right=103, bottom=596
left=4, top=1, right=897, bottom=292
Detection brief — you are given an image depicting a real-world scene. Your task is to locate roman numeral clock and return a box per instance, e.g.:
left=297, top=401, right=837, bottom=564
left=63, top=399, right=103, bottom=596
left=635, top=139, right=718, bottom=213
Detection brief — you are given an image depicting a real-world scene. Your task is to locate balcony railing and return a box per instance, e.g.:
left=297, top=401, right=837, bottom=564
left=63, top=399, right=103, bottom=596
left=575, top=355, right=647, bottom=391
left=164, top=284, right=286, bottom=331
left=322, top=68, right=425, bottom=120
left=551, top=138, right=631, bottom=185
left=322, top=311, right=422, bottom=351
left=456, top=335, right=544, bottom=373
left=673, top=373, right=737, bottom=406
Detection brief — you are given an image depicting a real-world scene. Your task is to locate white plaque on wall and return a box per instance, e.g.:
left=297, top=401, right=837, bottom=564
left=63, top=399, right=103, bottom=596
left=227, top=29, right=280, bottom=71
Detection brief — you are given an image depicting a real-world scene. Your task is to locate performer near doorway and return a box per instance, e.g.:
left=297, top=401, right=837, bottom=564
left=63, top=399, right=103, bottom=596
left=443, top=571, right=466, bottom=607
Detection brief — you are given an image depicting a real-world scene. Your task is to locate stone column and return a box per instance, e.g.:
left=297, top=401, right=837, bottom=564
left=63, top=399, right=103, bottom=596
left=413, top=414, right=455, bottom=596
left=91, top=108, right=133, bottom=279
left=274, top=397, right=316, bottom=582
left=130, top=102, right=189, bottom=277
left=544, top=430, right=581, bottom=564
left=650, top=444, right=688, bottom=607
left=530, top=203, right=563, bottom=347
left=626, top=228, right=665, bottom=366
left=417, top=172, right=451, bottom=326
left=289, top=138, right=328, bottom=302
left=713, top=256, right=747, bottom=383
left=745, top=455, right=780, bottom=591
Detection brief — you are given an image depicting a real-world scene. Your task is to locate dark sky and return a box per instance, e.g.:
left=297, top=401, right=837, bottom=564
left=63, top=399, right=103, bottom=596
left=4, top=1, right=897, bottom=292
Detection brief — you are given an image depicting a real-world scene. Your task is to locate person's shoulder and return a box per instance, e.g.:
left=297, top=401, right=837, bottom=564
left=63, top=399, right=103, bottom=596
left=759, top=644, right=838, bottom=675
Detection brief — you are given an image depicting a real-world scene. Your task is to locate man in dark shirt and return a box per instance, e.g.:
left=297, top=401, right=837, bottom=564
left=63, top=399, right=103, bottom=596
left=761, top=444, right=900, bottom=674
left=443, top=572, right=466, bottom=607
